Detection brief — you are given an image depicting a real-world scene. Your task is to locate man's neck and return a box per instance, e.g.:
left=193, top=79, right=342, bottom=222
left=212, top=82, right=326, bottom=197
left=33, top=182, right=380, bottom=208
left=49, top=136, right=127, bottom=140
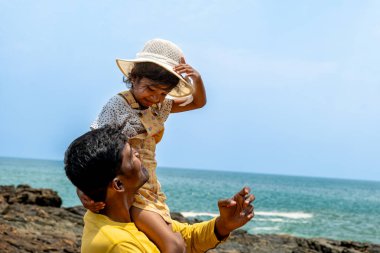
left=101, top=194, right=134, bottom=223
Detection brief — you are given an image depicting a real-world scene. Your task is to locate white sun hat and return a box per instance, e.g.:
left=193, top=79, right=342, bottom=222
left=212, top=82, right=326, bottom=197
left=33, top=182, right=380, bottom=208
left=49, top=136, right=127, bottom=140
left=116, top=39, right=193, bottom=97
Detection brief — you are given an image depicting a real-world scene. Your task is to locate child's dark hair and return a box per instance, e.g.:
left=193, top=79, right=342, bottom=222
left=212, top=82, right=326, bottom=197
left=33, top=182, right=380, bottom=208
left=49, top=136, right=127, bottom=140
left=64, top=125, right=127, bottom=202
left=123, top=62, right=179, bottom=90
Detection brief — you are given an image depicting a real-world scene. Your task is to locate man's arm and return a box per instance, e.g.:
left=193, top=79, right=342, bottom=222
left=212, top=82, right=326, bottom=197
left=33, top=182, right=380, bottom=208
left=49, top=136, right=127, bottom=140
left=172, top=218, right=222, bottom=253
left=172, top=187, right=255, bottom=253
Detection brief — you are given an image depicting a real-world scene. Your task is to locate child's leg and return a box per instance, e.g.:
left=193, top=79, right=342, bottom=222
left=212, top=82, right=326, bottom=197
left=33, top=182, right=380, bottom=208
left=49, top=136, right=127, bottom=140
left=131, top=206, right=186, bottom=253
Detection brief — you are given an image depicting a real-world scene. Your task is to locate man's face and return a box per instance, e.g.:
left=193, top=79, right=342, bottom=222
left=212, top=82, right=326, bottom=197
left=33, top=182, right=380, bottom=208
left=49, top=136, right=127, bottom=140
left=119, top=143, right=149, bottom=191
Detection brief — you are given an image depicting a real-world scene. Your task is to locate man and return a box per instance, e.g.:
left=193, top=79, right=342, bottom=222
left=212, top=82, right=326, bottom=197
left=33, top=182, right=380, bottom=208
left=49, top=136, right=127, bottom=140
left=64, top=126, right=255, bottom=253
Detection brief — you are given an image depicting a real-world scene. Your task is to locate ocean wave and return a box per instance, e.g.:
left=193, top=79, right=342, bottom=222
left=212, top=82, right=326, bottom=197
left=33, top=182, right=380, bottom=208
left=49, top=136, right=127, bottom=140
left=255, top=218, right=286, bottom=222
left=180, top=212, right=218, bottom=218
left=251, top=226, right=280, bottom=231
left=180, top=211, right=312, bottom=220
left=255, top=211, right=313, bottom=219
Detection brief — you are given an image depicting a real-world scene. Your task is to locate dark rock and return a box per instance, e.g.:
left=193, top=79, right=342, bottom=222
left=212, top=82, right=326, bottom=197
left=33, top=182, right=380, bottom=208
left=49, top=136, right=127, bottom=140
left=170, top=211, right=189, bottom=223
left=0, top=184, right=62, bottom=207
left=170, top=212, right=203, bottom=224
left=1, top=185, right=379, bottom=253
left=0, top=203, right=82, bottom=253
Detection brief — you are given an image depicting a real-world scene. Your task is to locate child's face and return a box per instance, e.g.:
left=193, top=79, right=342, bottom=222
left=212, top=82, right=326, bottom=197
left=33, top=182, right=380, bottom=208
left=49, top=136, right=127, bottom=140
left=131, top=77, right=172, bottom=108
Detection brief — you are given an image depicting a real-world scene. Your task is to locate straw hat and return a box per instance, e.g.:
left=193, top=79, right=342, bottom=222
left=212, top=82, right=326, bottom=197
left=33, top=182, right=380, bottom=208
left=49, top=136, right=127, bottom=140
left=116, top=39, right=193, bottom=97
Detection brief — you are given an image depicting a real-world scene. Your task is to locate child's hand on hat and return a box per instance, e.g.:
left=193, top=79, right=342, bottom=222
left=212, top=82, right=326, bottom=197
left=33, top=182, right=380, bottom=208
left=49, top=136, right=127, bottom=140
left=171, top=56, right=206, bottom=112
left=173, top=57, right=202, bottom=84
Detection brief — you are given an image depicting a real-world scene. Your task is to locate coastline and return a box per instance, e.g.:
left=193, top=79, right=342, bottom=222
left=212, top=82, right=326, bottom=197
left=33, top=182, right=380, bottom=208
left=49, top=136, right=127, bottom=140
left=2, top=157, right=380, bottom=243
left=1, top=185, right=379, bottom=253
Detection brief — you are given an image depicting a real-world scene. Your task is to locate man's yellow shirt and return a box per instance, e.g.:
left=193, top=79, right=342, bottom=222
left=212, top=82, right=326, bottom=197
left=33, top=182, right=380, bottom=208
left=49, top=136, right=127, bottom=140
left=82, top=211, right=224, bottom=253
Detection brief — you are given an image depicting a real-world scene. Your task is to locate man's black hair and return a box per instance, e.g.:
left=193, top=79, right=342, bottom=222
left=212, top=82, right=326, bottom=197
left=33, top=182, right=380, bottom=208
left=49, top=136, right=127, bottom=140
left=64, top=125, right=128, bottom=202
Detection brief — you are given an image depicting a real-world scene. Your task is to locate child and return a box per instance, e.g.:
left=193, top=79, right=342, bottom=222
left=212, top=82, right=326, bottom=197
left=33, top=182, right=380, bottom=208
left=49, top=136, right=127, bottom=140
left=78, top=38, right=206, bottom=253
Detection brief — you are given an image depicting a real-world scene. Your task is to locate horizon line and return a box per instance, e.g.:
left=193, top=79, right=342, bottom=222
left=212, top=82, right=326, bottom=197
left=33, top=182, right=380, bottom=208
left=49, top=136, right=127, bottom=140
left=1, top=155, right=379, bottom=183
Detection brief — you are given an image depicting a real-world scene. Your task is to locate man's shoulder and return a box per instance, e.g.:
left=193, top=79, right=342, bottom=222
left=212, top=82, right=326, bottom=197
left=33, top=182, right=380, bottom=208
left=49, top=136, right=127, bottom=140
left=82, top=211, right=159, bottom=253
left=83, top=211, right=138, bottom=240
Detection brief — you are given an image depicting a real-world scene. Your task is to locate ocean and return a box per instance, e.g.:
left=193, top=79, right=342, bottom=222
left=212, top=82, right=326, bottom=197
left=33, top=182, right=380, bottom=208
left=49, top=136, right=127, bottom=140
left=0, top=157, right=379, bottom=243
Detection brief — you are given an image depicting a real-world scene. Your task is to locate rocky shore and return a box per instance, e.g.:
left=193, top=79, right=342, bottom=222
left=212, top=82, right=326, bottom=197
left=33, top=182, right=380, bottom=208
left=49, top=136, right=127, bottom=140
left=1, top=185, right=379, bottom=253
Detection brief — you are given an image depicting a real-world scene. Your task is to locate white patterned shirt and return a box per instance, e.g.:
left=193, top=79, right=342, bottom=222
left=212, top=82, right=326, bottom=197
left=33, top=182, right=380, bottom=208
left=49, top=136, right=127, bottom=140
left=90, top=94, right=173, bottom=138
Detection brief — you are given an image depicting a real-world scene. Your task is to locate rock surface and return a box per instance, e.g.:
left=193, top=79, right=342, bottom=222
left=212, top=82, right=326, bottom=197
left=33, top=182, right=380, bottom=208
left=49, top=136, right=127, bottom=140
left=1, top=185, right=379, bottom=253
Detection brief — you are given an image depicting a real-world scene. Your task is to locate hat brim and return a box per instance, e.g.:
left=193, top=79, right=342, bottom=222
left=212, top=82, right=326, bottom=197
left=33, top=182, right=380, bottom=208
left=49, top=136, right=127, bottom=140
left=116, top=58, right=193, bottom=98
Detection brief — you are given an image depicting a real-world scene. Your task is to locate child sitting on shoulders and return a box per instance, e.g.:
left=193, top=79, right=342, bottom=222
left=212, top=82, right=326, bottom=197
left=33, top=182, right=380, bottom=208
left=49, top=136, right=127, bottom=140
left=78, top=38, right=206, bottom=253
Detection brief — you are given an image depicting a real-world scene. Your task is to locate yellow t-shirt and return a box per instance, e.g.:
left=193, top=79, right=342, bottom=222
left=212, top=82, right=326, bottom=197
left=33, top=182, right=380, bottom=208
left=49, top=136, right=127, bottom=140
left=82, top=211, right=224, bottom=253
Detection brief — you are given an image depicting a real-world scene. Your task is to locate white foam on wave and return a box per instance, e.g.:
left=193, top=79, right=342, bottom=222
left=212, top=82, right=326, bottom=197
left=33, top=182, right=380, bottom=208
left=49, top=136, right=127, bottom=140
left=181, top=212, right=218, bottom=218
left=256, top=211, right=313, bottom=219
left=255, top=218, right=285, bottom=222
left=180, top=211, right=313, bottom=220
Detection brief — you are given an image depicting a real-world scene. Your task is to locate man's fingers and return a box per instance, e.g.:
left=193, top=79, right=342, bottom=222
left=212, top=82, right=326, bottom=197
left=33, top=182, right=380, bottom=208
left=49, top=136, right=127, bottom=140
left=238, top=186, right=251, bottom=197
left=245, top=204, right=254, bottom=215
left=235, top=186, right=251, bottom=203
left=180, top=57, right=186, bottom=64
left=240, top=204, right=254, bottom=218
left=218, top=198, right=237, bottom=208
left=243, top=193, right=255, bottom=207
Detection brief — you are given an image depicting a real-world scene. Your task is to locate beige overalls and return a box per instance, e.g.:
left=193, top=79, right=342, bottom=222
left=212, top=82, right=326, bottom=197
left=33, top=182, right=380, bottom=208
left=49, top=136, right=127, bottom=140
left=119, top=90, right=171, bottom=223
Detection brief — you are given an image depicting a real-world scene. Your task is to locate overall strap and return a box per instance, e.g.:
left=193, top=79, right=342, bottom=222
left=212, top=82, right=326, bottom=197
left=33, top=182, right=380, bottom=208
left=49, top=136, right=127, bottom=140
left=118, top=90, right=161, bottom=111
left=118, top=90, right=140, bottom=109
left=118, top=90, right=165, bottom=143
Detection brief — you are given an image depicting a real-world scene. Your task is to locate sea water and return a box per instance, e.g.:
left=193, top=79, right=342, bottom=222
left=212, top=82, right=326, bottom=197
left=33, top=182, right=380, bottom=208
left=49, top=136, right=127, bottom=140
left=0, top=157, right=379, bottom=243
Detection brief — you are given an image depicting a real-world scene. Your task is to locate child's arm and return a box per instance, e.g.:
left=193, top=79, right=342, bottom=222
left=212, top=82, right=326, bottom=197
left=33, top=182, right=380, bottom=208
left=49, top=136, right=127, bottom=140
left=171, top=57, right=206, bottom=113
left=131, top=207, right=186, bottom=253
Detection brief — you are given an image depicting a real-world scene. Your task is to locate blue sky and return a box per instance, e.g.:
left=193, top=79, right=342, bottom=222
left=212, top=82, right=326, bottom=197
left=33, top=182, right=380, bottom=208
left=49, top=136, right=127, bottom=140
left=1, top=1, right=379, bottom=181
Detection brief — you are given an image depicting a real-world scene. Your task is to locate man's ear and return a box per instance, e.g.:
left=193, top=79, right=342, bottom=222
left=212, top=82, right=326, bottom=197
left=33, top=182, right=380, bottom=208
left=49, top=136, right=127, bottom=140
left=112, top=178, right=124, bottom=192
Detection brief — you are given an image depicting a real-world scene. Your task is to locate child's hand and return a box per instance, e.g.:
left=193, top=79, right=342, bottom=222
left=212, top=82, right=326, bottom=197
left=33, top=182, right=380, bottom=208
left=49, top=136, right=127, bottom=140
left=171, top=57, right=207, bottom=113
left=77, top=188, right=105, bottom=212
left=173, top=57, right=202, bottom=84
